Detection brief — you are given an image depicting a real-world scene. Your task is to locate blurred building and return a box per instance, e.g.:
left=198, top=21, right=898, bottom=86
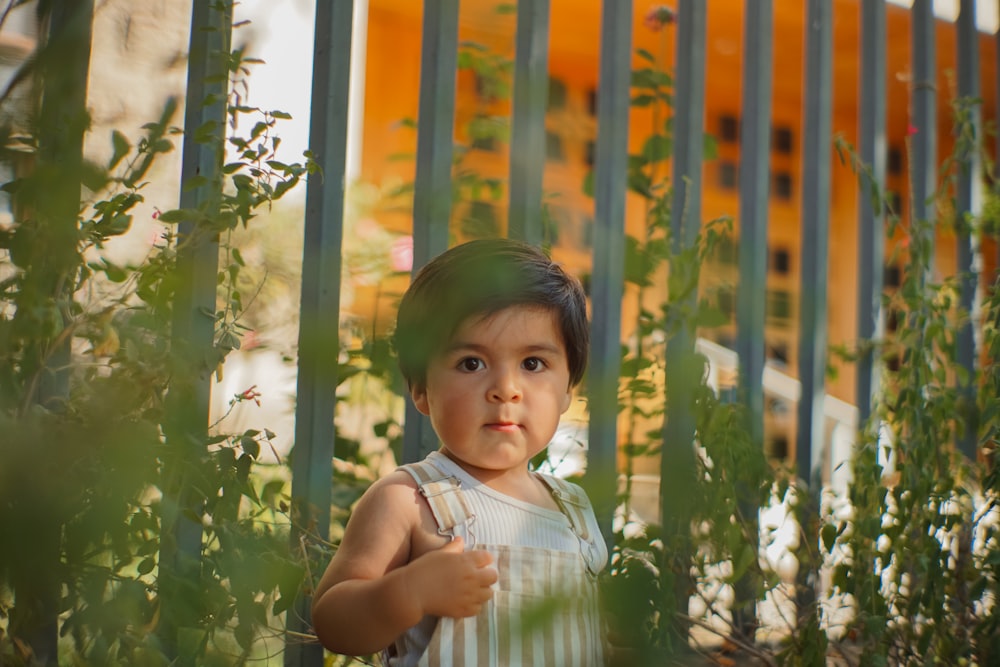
left=354, top=0, right=999, bottom=471
left=0, top=4, right=39, bottom=225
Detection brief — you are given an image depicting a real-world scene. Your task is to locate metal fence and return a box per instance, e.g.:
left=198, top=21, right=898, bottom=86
left=27, top=0, right=988, bottom=664
left=273, top=0, right=996, bottom=664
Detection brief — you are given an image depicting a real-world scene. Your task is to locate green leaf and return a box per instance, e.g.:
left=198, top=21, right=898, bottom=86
left=108, top=130, right=131, bottom=170
left=641, top=134, right=671, bottom=163
left=631, top=93, right=656, bottom=107
left=821, top=522, right=837, bottom=553
left=635, top=48, right=656, bottom=63
left=241, top=435, right=260, bottom=460
left=154, top=208, right=201, bottom=224
left=631, top=67, right=671, bottom=91
left=183, top=174, right=209, bottom=191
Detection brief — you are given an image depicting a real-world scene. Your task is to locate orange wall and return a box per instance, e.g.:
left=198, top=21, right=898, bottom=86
left=359, top=0, right=999, bottom=412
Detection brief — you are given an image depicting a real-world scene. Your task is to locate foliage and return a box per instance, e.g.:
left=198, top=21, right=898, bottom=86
left=598, top=27, right=1000, bottom=667
left=0, top=4, right=317, bottom=664
left=823, top=96, right=1000, bottom=666
left=594, top=41, right=786, bottom=665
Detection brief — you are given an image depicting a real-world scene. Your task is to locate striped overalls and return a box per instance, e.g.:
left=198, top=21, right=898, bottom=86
left=385, top=453, right=607, bottom=666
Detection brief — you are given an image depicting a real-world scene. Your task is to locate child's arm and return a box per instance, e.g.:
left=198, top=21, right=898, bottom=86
left=310, top=470, right=497, bottom=656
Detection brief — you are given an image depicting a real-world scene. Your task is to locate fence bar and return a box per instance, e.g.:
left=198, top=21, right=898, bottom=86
left=911, top=0, right=936, bottom=276
left=286, top=2, right=354, bottom=665
left=736, top=0, right=774, bottom=451
left=954, top=0, right=981, bottom=460
left=159, top=2, right=232, bottom=661
left=588, top=0, right=632, bottom=544
left=733, top=0, right=774, bottom=641
left=18, top=1, right=94, bottom=660
left=856, top=0, right=887, bottom=428
left=507, top=0, right=550, bottom=246
left=662, top=0, right=707, bottom=640
left=795, top=0, right=832, bottom=486
left=402, top=0, right=461, bottom=464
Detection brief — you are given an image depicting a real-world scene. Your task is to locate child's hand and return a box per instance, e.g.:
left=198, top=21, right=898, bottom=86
left=410, top=536, right=497, bottom=618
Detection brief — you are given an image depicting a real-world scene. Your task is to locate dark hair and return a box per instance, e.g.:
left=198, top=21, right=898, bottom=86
left=393, top=239, right=589, bottom=389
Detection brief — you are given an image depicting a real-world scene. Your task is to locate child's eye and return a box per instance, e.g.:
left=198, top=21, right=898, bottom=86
left=458, top=357, right=484, bottom=372
left=522, top=357, right=545, bottom=372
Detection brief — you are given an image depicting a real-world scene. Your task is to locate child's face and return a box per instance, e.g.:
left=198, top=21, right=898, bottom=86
left=410, top=304, right=573, bottom=477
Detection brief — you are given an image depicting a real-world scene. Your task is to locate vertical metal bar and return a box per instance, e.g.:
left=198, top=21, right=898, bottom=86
left=667, top=2, right=706, bottom=254
left=285, top=2, right=353, bottom=665
left=736, top=0, right=774, bottom=452
left=160, top=1, right=232, bottom=661
left=17, top=1, right=93, bottom=661
left=911, top=0, right=936, bottom=276
left=734, top=0, right=774, bottom=641
left=402, top=0, right=461, bottom=463
left=661, top=0, right=707, bottom=640
left=955, top=0, right=980, bottom=460
left=856, top=0, right=887, bottom=428
left=588, top=0, right=632, bottom=544
left=795, top=0, right=832, bottom=487
left=507, top=0, right=550, bottom=246
left=793, top=0, right=833, bottom=632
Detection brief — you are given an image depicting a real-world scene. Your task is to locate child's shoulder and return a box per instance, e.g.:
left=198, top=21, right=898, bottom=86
left=535, top=472, right=595, bottom=509
left=353, top=468, right=423, bottom=514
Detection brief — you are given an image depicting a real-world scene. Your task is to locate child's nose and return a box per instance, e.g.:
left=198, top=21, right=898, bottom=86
left=488, top=369, right=522, bottom=402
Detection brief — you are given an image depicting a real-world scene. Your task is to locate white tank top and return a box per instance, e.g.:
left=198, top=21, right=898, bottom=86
left=385, top=451, right=607, bottom=666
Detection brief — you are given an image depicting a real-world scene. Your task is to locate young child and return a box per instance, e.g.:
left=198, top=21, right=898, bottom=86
left=311, top=239, right=607, bottom=665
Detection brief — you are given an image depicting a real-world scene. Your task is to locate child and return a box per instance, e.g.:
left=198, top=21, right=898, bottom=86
left=311, top=239, right=608, bottom=665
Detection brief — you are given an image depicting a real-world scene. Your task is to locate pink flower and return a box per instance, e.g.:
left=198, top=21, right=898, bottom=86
left=907, top=124, right=918, bottom=136
left=239, top=385, right=262, bottom=407
left=644, top=5, right=675, bottom=32
left=391, top=236, right=414, bottom=273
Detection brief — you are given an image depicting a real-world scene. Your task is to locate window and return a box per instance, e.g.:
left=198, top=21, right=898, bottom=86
left=885, top=190, right=903, bottom=216
left=718, top=160, right=738, bottom=189
left=546, top=131, right=565, bottom=162
left=772, top=126, right=794, bottom=154
left=772, top=171, right=793, bottom=200
left=716, top=286, right=735, bottom=319
left=719, top=114, right=739, bottom=143
left=887, top=307, right=902, bottom=334
left=766, top=289, right=792, bottom=327
left=886, top=353, right=901, bottom=373
left=884, top=264, right=901, bottom=289
left=587, top=88, right=598, bottom=116
left=767, top=340, right=790, bottom=365
left=887, top=145, right=903, bottom=176
left=769, top=246, right=791, bottom=276
left=469, top=115, right=497, bottom=152
left=713, top=234, right=737, bottom=265
left=548, top=77, right=568, bottom=110
left=585, top=140, right=595, bottom=167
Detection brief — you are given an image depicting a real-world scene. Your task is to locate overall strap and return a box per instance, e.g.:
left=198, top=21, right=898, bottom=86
left=400, top=460, right=475, bottom=541
left=537, top=474, right=591, bottom=542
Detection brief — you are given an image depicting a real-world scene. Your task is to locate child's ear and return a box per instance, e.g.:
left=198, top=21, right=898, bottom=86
left=559, top=388, right=572, bottom=415
left=410, top=383, right=431, bottom=416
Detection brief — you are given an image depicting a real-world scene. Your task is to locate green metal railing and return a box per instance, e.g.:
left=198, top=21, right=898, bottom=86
left=32, top=0, right=990, bottom=663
